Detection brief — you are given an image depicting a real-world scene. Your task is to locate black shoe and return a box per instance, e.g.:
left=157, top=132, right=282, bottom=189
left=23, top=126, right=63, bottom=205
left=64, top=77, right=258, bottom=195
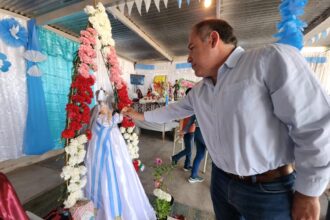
left=171, top=156, right=177, bottom=166
left=183, top=166, right=192, bottom=172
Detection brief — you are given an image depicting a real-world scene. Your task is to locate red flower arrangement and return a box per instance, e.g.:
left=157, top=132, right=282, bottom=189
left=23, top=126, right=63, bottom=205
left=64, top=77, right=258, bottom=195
left=61, top=27, right=97, bottom=140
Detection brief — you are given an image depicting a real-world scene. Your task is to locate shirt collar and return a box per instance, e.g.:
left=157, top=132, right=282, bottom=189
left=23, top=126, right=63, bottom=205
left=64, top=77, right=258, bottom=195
left=224, top=46, right=245, bottom=69
left=202, top=46, right=245, bottom=86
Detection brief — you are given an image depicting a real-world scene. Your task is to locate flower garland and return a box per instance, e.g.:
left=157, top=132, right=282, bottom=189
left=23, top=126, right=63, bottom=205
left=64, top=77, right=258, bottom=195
left=61, top=27, right=97, bottom=140
left=60, top=27, right=98, bottom=208
left=60, top=134, right=88, bottom=208
left=85, top=3, right=139, bottom=160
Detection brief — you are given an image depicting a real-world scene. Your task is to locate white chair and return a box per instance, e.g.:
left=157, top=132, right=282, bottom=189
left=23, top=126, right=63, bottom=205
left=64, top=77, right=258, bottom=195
left=172, top=126, right=184, bottom=156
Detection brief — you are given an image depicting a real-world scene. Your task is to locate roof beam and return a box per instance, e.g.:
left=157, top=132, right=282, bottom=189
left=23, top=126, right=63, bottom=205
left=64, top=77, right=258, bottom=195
left=107, top=7, right=173, bottom=61
left=36, top=0, right=115, bottom=25
left=216, top=0, right=221, bottom=18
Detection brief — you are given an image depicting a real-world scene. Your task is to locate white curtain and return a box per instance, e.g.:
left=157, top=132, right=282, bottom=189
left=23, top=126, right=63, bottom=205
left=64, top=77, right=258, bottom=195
left=303, top=49, right=330, bottom=94
left=0, top=12, right=27, bottom=161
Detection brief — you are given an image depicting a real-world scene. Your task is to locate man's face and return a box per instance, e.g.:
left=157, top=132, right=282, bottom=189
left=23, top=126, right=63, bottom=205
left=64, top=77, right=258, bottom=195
left=187, top=31, right=212, bottom=78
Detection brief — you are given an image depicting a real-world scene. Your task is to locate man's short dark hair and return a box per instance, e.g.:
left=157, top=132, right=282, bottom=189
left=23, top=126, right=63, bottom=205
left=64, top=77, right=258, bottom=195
left=193, top=19, right=237, bottom=47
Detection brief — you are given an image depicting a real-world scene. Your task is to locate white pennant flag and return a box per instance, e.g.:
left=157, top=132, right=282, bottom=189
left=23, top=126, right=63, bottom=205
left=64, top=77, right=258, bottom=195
left=163, top=0, right=168, bottom=8
left=144, top=0, right=152, bottom=12
left=118, top=2, right=126, bottom=14
left=154, top=0, right=161, bottom=11
left=135, top=0, right=143, bottom=15
left=127, top=1, right=135, bottom=16
left=177, top=0, right=182, bottom=8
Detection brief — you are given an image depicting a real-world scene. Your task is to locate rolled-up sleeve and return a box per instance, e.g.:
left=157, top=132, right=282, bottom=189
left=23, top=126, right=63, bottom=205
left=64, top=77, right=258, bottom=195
left=267, top=44, right=330, bottom=197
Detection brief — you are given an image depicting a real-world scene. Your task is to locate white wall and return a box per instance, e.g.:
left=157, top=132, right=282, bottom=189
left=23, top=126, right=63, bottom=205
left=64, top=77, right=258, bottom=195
left=132, top=62, right=201, bottom=95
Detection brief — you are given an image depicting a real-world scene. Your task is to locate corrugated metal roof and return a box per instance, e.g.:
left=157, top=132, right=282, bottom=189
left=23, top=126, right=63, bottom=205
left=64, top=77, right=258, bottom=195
left=1, top=0, right=329, bottom=62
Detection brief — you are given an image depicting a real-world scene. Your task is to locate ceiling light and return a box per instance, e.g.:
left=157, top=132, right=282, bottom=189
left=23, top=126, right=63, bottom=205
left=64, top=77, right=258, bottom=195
left=204, top=0, right=212, bottom=8
left=302, top=46, right=329, bottom=53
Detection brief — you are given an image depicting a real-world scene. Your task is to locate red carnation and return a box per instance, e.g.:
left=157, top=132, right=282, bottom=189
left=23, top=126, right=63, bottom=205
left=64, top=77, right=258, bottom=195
left=61, top=129, right=75, bottom=139
left=86, top=129, right=92, bottom=140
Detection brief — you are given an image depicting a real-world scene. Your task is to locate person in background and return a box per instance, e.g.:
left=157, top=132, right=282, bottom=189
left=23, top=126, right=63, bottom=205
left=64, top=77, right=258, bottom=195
left=173, top=80, right=180, bottom=101
left=171, top=88, right=195, bottom=172
left=184, top=114, right=207, bottom=183
left=123, top=18, right=330, bottom=220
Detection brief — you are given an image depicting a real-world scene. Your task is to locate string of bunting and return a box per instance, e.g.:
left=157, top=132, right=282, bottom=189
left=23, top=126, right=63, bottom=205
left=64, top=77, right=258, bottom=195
left=112, top=0, right=193, bottom=16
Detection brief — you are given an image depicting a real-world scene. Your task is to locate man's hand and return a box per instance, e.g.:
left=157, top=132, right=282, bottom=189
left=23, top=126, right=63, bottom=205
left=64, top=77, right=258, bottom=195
left=121, top=107, right=145, bottom=121
left=292, top=191, right=320, bottom=220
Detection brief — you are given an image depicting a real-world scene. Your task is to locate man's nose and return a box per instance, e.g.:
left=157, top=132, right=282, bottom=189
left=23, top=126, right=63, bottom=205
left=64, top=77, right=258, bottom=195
left=187, top=56, right=192, bottom=63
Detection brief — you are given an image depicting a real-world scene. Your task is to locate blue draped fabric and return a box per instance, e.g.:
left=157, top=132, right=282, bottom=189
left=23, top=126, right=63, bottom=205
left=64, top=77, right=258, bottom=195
left=23, top=19, right=54, bottom=154
left=37, top=27, right=79, bottom=149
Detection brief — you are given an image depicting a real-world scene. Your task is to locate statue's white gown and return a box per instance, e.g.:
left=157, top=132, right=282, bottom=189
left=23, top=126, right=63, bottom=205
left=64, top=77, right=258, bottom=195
left=85, top=114, right=156, bottom=220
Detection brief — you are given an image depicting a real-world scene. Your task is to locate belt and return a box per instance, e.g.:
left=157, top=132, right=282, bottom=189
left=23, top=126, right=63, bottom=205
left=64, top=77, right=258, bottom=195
left=224, top=164, right=294, bottom=184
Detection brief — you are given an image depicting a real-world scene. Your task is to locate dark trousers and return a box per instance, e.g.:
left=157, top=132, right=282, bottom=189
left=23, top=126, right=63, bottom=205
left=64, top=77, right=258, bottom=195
left=210, top=163, right=295, bottom=220
left=191, top=127, right=206, bottom=178
left=172, top=132, right=194, bottom=168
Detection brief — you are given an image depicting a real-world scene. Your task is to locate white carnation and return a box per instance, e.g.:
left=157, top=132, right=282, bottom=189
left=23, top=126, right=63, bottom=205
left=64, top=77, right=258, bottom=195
left=71, top=189, right=84, bottom=200
left=123, top=133, right=130, bottom=140
left=127, top=127, right=134, bottom=133
left=76, top=134, right=88, bottom=145
left=84, top=5, right=96, bottom=15
left=132, top=140, right=139, bottom=146
left=97, top=2, right=106, bottom=13
left=68, top=182, right=80, bottom=193
left=153, top=189, right=171, bottom=202
left=63, top=195, right=77, bottom=208
left=68, top=156, right=78, bottom=166
left=60, top=166, right=73, bottom=180
left=79, top=177, right=87, bottom=188
left=79, top=166, right=87, bottom=175
left=132, top=133, right=138, bottom=138
left=120, top=127, right=126, bottom=133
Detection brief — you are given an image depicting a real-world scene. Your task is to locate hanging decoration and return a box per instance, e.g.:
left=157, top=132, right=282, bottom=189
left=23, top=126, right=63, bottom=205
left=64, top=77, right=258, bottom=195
left=60, top=134, right=88, bottom=208
left=112, top=0, right=195, bottom=16
left=85, top=3, right=139, bottom=161
left=274, top=0, right=308, bottom=50
left=305, top=27, right=330, bottom=46
left=178, top=0, right=182, bottom=8
left=0, top=52, right=11, bottom=72
left=23, top=50, right=47, bottom=76
left=23, top=18, right=54, bottom=155
left=154, top=0, right=161, bottom=12
left=60, top=26, right=97, bottom=208
left=144, top=0, right=152, bottom=12
left=127, top=1, right=135, bottom=15
left=0, top=18, right=27, bottom=47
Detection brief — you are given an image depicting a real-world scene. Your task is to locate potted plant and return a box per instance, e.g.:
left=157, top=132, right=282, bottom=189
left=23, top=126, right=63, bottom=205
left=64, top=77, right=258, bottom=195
left=152, top=157, right=174, bottom=219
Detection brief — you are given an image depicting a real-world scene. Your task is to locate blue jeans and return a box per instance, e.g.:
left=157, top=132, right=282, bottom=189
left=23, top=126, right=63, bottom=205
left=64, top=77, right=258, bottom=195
left=210, top=163, right=295, bottom=220
left=191, top=127, right=206, bottom=178
left=172, top=133, right=194, bottom=168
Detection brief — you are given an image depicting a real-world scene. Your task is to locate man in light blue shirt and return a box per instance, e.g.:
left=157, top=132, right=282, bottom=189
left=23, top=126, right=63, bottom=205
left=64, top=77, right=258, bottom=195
left=123, top=19, right=330, bottom=220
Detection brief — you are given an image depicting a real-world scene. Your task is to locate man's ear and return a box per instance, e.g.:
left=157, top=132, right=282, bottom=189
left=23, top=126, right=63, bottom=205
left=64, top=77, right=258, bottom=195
left=209, top=31, right=220, bottom=48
